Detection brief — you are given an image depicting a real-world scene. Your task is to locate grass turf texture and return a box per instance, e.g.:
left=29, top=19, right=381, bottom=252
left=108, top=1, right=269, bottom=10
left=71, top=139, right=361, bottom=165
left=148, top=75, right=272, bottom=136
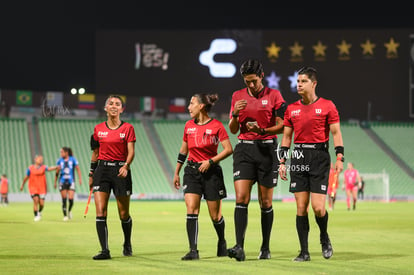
left=0, top=200, right=413, bottom=274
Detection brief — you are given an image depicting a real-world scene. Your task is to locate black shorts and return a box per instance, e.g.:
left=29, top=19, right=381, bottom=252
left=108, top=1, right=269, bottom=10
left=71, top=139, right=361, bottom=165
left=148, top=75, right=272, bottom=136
left=183, top=161, right=227, bottom=201
left=288, top=143, right=330, bottom=194
left=59, top=181, right=75, bottom=191
left=92, top=160, right=133, bottom=197
left=233, top=139, right=279, bottom=188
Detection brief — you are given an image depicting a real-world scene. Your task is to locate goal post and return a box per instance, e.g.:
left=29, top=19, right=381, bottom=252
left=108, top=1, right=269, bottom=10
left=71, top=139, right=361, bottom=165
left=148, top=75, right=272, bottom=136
left=354, top=170, right=390, bottom=202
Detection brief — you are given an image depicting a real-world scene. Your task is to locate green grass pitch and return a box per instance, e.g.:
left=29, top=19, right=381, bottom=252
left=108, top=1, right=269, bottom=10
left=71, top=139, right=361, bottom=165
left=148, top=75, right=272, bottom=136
left=0, top=200, right=413, bottom=274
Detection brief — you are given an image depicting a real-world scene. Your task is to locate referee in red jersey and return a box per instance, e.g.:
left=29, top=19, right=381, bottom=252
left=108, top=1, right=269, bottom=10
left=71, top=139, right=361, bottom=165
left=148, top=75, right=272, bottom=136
left=89, top=95, right=136, bottom=260
left=174, top=93, right=233, bottom=260
left=279, top=67, right=344, bottom=262
left=227, top=59, right=287, bottom=261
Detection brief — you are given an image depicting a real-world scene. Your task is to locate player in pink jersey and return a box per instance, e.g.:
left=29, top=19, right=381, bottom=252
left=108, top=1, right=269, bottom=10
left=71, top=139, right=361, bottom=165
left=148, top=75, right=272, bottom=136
left=174, top=93, right=233, bottom=260
left=89, top=95, right=136, bottom=260
left=342, top=162, right=361, bottom=210
left=279, top=67, right=344, bottom=262
left=227, top=59, right=287, bottom=261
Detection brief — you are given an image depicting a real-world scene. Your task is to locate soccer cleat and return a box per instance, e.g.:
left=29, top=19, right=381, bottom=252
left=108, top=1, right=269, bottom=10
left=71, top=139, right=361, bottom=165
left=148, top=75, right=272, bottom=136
left=93, top=250, right=111, bottom=260
left=217, top=240, right=228, bottom=257
left=258, top=249, right=271, bottom=259
left=293, top=251, right=311, bottom=262
left=123, top=243, right=133, bottom=256
left=181, top=249, right=199, bottom=260
left=321, top=236, right=333, bottom=259
left=69, top=211, right=73, bottom=219
left=227, top=245, right=245, bottom=262
left=34, top=216, right=41, bottom=222
left=63, top=216, right=69, bottom=221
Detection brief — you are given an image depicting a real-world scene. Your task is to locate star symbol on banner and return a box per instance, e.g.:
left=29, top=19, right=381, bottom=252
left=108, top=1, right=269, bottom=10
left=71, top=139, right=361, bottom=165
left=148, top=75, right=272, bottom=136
left=289, top=41, right=304, bottom=57
left=337, top=40, right=352, bottom=55
left=266, top=42, right=282, bottom=61
left=289, top=41, right=304, bottom=62
left=360, top=39, right=376, bottom=56
left=384, top=37, right=399, bottom=58
left=265, top=71, right=281, bottom=89
left=288, top=71, right=299, bottom=93
left=312, top=41, right=327, bottom=59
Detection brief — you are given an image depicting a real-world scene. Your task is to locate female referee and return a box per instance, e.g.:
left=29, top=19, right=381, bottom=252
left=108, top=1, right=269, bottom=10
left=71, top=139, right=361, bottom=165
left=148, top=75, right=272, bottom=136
left=227, top=59, right=287, bottom=261
left=89, top=95, right=136, bottom=260
left=173, top=93, right=233, bottom=260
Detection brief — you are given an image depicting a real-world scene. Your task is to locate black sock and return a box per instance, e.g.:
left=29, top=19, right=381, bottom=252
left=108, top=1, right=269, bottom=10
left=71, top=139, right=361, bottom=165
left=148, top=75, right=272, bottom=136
left=34, top=210, right=38, bottom=217
left=261, top=206, right=274, bottom=250
left=121, top=216, right=132, bottom=245
left=68, top=199, right=74, bottom=212
left=315, top=211, right=329, bottom=239
left=62, top=197, right=67, bottom=216
left=213, top=216, right=225, bottom=242
left=96, top=216, right=109, bottom=252
left=234, top=203, right=248, bottom=248
left=186, top=214, right=198, bottom=250
left=296, top=215, right=309, bottom=253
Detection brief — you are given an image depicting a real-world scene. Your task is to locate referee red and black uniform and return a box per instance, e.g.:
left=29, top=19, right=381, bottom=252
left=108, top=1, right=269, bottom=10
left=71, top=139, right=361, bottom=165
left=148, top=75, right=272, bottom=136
left=92, top=121, right=136, bottom=195
left=182, top=119, right=228, bottom=199
left=283, top=97, right=339, bottom=194
left=230, top=86, right=286, bottom=186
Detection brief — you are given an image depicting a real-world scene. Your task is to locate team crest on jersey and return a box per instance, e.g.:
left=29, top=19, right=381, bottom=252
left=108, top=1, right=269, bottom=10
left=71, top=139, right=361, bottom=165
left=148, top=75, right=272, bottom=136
left=120, top=133, right=125, bottom=138
left=261, top=99, right=268, bottom=107
left=291, top=109, right=301, bottom=117
left=206, top=129, right=212, bottom=135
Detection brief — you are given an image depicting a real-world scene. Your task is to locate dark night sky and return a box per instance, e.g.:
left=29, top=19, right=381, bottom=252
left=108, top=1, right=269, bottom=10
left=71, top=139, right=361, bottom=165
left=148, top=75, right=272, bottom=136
left=1, top=1, right=413, bottom=94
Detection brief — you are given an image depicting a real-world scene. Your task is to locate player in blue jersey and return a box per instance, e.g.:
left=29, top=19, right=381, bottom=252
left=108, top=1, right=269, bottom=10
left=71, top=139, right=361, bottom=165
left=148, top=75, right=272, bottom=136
left=54, top=147, right=82, bottom=221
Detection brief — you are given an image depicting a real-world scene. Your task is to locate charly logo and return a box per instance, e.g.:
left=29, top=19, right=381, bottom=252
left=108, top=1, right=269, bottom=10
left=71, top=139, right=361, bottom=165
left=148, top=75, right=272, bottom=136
left=199, top=39, right=237, bottom=78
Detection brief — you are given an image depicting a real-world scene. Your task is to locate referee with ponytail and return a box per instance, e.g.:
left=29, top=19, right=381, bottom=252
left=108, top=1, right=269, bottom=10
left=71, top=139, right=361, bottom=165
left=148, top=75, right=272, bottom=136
left=173, top=93, right=233, bottom=260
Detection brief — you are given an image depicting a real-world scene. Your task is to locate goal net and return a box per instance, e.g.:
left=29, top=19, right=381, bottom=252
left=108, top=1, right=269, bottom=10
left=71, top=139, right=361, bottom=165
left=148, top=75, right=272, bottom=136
left=340, top=170, right=390, bottom=202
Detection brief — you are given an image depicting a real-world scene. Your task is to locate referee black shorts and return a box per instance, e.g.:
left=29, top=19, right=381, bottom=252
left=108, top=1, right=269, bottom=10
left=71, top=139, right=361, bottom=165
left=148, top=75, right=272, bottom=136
left=233, top=139, right=279, bottom=188
left=92, top=160, right=133, bottom=197
left=182, top=161, right=227, bottom=201
left=288, top=143, right=330, bottom=194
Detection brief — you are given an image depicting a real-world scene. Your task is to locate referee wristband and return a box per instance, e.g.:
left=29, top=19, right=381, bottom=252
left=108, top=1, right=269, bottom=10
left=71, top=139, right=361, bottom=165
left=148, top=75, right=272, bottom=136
left=177, top=153, right=187, bottom=164
left=335, top=146, right=344, bottom=156
left=90, top=161, right=97, bottom=174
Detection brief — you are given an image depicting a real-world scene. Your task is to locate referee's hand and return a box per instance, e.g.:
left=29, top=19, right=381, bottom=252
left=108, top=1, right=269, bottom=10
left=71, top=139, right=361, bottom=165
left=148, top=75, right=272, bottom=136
left=173, top=174, right=181, bottom=190
left=279, top=164, right=288, bottom=181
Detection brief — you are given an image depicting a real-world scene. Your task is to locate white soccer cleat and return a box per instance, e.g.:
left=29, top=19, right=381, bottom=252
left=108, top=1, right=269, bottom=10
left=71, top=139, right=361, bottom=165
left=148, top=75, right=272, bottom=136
left=34, top=216, right=41, bottom=222
left=63, top=216, right=69, bottom=221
